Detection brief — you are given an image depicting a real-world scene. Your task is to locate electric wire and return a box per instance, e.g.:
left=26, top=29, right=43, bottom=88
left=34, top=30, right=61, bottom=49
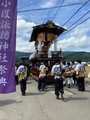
left=18, top=0, right=42, bottom=10
left=68, top=9, right=90, bottom=30
left=17, top=2, right=87, bottom=13
left=69, top=16, right=90, bottom=31
left=60, top=16, right=90, bottom=37
left=61, top=0, right=90, bottom=27
left=17, top=0, right=90, bottom=40
left=52, top=0, right=65, bottom=21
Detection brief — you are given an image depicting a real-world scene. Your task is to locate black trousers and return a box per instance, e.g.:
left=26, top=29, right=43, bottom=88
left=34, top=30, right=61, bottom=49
left=38, top=76, right=46, bottom=91
left=72, top=73, right=76, bottom=85
left=20, top=79, right=26, bottom=95
left=54, top=78, right=64, bottom=97
left=77, top=77, right=85, bottom=91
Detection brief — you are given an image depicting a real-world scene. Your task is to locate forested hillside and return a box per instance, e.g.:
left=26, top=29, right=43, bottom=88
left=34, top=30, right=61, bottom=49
left=62, top=51, right=90, bottom=62
left=15, top=52, right=30, bottom=63
left=15, top=51, right=90, bottom=63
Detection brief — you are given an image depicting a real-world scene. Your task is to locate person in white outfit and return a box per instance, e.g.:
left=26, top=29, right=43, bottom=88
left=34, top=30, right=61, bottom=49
left=16, top=63, right=27, bottom=95
left=38, top=62, right=47, bottom=91
left=66, top=62, right=74, bottom=88
left=51, top=60, right=64, bottom=100
left=64, top=60, right=85, bottom=91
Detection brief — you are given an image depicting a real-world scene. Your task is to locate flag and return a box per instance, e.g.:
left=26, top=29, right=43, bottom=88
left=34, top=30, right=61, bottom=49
left=0, top=0, right=17, bottom=93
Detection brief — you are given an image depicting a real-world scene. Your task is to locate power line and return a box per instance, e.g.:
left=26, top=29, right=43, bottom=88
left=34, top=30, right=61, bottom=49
left=68, top=9, right=90, bottom=30
left=52, top=0, right=65, bottom=21
left=60, top=16, right=90, bottom=37
left=17, top=2, right=87, bottom=13
left=69, top=16, right=90, bottom=31
left=61, top=0, right=90, bottom=27
left=18, top=0, right=42, bottom=10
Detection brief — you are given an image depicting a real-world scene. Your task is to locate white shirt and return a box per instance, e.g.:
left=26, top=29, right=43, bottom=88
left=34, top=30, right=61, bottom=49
left=16, top=65, right=25, bottom=75
left=39, top=64, right=46, bottom=73
left=75, top=63, right=84, bottom=75
left=51, top=64, right=61, bottom=79
left=62, top=64, right=69, bottom=72
left=72, top=64, right=76, bottom=70
left=39, top=64, right=46, bottom=77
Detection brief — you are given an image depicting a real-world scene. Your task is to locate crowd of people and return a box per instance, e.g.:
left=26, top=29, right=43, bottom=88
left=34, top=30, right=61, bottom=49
left=15, top=59, right=86, bottom=100
left=37, top=59, right=86, bottom=100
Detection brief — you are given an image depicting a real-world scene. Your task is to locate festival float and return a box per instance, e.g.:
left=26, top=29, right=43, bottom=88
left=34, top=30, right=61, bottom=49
left=29, top=20, right=66, bottom=82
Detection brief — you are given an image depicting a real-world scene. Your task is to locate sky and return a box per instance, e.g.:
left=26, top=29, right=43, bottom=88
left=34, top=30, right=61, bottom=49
left=16, top=0, right=90, bottom=53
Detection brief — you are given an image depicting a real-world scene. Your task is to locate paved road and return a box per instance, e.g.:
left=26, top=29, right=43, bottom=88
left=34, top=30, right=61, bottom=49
left=0, top=77, right=90, bottom=120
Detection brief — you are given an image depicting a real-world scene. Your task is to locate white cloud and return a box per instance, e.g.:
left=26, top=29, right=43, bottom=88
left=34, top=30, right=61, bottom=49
left=17, top=17, right=36, bottom=38
left=40, top=0, right=57, bottom=8
left=16, top=15, right=90, bottom=53
left=16, top=37, right=35, bottom=52
left=56, top=21, right=90, bottom=52
left=16, top=16, right=36, bottom=52
left=16, top=0, right=90, bottom=53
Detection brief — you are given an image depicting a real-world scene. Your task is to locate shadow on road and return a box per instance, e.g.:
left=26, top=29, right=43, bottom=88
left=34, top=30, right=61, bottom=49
left=85, top=90, right=90, bottom=92
left=65, top=96, right=89, bottom=102
left=26, top=92, right=45, bottom=96
left=0, top=99, right=22, bottom=107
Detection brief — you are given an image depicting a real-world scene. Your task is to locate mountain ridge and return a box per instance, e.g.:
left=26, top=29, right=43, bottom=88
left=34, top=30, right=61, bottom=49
left=15, top=51, right=90, bottom=63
